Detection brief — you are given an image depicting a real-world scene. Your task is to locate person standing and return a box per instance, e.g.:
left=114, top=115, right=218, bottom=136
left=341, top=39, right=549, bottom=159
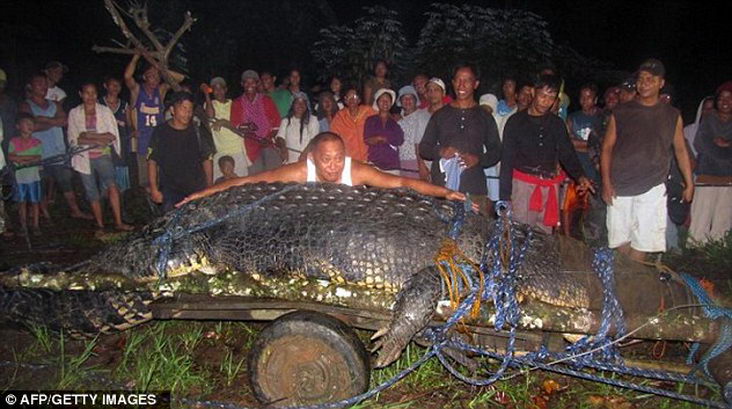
left=124, top=53, right=183, bottom=187
left=276, top=92, right=319, bottom=164
left=316, top=91, right=339, bottom=132
left=148, top=92, right=213, bottom=212
left=687, top=82, right=732, bottom=245
left=419, top=63, right=501, bottom=213
left=397, top=85, right=430, bottom=179
left=500, top=75, right=593, bottom=233
left=330, top=87, right=376, bottom=162
left=19, top=73, right=90, bottom=221
left=230, top=70, right=282, bottom=174
left=202, top=76, right=251, bottom=181
left=68, top=83, right=132, bottom=233
left=364, top=88, right=403, bottom=174
left=100, top=76, right=132, bottom=193
left=44, top=61, right=68, bottom=104
left=363, top=60, right=392, bottom=107
left=601, top=59, right=693, bottom=262
left=8, top=113, right=43, bottom=236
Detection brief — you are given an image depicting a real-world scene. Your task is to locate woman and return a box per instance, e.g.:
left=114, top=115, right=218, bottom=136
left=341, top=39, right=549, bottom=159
left=276, top=92, right=320, bottom=163
left=100, top=76, right=132, bottom=192
left=363, top=60, right=391, bottom=107
left=688, top=82, right=732, bottom=245
left=363, top=88, right=403, bottom=174
left=68, top=82, right=132, bottom=233
left=316, top=91, right=339, bottom=132
left=330, top=87, right=376, bottom=162
left=397, top=85, right=430, bottom=179
left=203, top=76, right=251, bottom=181
left=329, top=76, right=344, bottom=109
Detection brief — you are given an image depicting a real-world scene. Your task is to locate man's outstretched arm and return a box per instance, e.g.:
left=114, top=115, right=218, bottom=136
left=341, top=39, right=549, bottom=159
left=353, top=161, right=465, bottom=201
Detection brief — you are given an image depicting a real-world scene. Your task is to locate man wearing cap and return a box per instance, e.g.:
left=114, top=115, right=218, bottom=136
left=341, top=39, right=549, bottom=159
left=230, top=70, right=282, bottom=174
left=202, top=77, right=251, bottom=181
left=124, top=53, right=184, bottom=188
left=44, top=61, right=68, bottom=104
left=397, top=85, right=431, bottom=179
left=601, top=59, right=693, bottom=262
left=618, top=77, right=637, bottom=104
left=500, top=75, right=593, bottom=234
left=419, top=63, right=501, bottom=214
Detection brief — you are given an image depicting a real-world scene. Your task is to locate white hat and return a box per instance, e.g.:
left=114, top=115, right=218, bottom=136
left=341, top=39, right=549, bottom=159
left=479, top=93, right=498, bottom=113
left=397, top=85, right=420, bottom=107
left=372, top=88, right=397, bottom=110
left=427, top=77, right=446, bottom=93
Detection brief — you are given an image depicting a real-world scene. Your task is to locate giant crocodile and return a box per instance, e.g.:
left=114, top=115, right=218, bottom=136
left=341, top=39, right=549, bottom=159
left=0, top=182, right=729, bottom=375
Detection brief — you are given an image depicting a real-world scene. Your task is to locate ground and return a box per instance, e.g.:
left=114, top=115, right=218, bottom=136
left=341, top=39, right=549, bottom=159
left=1, top=187, right=730, bottom=409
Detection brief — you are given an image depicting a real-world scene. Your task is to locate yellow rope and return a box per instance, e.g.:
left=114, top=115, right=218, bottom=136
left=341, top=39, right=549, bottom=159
left=434, top=238, right=485, bottom=320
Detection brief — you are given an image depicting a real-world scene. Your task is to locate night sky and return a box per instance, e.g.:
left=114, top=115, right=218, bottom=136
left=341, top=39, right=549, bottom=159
left=0, top=0, right=729, bottom=120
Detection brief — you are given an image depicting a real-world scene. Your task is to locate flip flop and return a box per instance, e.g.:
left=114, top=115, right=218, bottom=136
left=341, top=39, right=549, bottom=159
left=115, top=224, right=134, bottom=232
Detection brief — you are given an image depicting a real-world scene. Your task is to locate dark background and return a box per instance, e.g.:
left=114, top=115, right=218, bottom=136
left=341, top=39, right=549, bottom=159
left=0, top=0, right=729, bottom=121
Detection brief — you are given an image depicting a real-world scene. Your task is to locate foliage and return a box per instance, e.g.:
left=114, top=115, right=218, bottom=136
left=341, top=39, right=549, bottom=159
left=312, top=6, right=410, bottom=86
left=312, top=3, right=612, bottom=93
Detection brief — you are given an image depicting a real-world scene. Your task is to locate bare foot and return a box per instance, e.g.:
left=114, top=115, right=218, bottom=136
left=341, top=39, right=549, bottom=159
left=71, top=212, right=94, bottom=220
left=115, top=223, right=134, bottom=232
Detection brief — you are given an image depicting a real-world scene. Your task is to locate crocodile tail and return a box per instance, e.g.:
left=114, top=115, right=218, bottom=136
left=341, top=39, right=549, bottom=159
left=0, top=288, right=156, bottom=337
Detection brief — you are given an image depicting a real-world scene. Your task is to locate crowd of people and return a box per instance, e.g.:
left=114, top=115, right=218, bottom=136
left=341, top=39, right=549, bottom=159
left=0, top=56, right=729, bottom=263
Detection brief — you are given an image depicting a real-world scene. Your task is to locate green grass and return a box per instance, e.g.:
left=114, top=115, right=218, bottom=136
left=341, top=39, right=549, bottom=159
left=56, top=332, right=99, bottom=389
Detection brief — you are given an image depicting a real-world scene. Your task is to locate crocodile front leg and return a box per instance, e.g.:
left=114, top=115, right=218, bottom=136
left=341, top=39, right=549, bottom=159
left=371, top=266, right=442, bottom=368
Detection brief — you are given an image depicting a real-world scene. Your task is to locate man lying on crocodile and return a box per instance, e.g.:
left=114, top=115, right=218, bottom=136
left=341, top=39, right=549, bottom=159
left=177, top=132, right=473, bottom=208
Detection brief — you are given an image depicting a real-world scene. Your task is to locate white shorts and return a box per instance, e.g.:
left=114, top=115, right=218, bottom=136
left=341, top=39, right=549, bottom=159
left=606, top=183, right=667, bottom=252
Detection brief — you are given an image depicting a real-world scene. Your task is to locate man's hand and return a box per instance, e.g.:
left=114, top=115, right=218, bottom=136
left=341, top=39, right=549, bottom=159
left=458, top=152, right=479, bottom=168
left=439, top=146, right=458, bottom=159
left=150, top=189, right=163, bottom=204
left=602, top=181, right=615, bottom=206
left=576, top=176, right=596, bottom=195
left=682, top=184, right=694, bottom=203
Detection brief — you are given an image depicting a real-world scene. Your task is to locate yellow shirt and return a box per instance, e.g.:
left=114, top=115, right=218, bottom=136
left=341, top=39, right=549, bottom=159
left=210, top=99, right=245, bottom=155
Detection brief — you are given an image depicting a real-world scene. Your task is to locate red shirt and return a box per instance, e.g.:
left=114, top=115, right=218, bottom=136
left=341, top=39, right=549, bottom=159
left=230, top=93, right=281, bottom=162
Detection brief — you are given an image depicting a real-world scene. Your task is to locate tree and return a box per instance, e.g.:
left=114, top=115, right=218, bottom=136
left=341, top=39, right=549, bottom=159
left=312, top=6, right=409, bottom=86
left=91, top=0, right=195, bottom=91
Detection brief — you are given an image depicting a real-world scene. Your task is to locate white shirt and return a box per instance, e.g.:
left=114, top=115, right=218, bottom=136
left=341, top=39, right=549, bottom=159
left=398, top=108, right=431, bottom=161
left=46, top=86, right=67, bottom=102
left=276, top=115, right=320, bottom=163
left=67, top=103, right=120, bottom=174
left=307, top=156, right=353, bottom=186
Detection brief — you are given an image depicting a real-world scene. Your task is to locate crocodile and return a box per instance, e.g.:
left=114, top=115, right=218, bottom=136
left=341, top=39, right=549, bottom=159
left=0, top=182, right=626, bottom=367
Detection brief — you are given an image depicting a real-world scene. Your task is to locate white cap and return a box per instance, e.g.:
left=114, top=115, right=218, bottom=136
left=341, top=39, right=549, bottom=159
left=427, top=77, right=446, bottom=93
left=372, top=88, right=397, bottom=110
left=479, top=93, right=498, bottom=113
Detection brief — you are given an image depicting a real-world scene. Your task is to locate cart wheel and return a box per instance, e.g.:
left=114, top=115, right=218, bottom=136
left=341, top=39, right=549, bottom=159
left=248, top=310, right=370, bottom=407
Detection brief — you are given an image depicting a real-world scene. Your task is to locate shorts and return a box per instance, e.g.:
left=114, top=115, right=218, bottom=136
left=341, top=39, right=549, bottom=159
left=80, top=156, right=117, bottom=202
left=14, top=181, right=42, bottom=203
left=606, top=183, right=667, bottom=252
left=41, top=164, right=73, bottom=192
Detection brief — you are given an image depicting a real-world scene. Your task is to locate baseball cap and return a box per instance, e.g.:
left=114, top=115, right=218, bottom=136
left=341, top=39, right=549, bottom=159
left=45, top=61, right=69, bottom=73
left=637, top=58, right=665, bottom=78
left=620, top=77, right=636, bottom=91
left=427, top=77, right=446, bottom=93
left=210, top=77, right=227, bottom=87
left=241, top=70, right=259, bottom=82
left=478, top=93, right=498, bottom=112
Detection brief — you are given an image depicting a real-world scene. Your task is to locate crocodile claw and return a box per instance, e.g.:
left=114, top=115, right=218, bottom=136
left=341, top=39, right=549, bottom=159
left=370, top=330, right=409, bottom=368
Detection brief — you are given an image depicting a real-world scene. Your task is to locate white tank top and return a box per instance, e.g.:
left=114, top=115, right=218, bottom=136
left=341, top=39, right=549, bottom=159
left=307, top=156, right=353, bottom=186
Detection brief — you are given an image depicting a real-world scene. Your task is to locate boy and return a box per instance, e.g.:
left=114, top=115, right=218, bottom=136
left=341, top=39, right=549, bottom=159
left=9, top=113, right=44, bottom=236
left=214, top=155, right=238, bottom=185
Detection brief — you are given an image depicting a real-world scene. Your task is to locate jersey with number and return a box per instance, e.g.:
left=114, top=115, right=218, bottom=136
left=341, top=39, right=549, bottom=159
left=135, top=86, right=163, bottom=154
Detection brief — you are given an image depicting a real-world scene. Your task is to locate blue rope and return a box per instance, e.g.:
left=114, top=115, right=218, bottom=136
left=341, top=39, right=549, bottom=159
left=679, top=273, right=732, bottom=378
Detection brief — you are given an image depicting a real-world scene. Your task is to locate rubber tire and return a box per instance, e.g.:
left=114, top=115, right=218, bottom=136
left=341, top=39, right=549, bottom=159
left=248, top=310, right=371, bottom=407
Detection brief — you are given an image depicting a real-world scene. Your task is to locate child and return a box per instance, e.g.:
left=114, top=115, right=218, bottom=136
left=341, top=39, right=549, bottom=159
left=9, top=113, right=44, bottom=236
left=214, top=155, right=238, bottom=185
